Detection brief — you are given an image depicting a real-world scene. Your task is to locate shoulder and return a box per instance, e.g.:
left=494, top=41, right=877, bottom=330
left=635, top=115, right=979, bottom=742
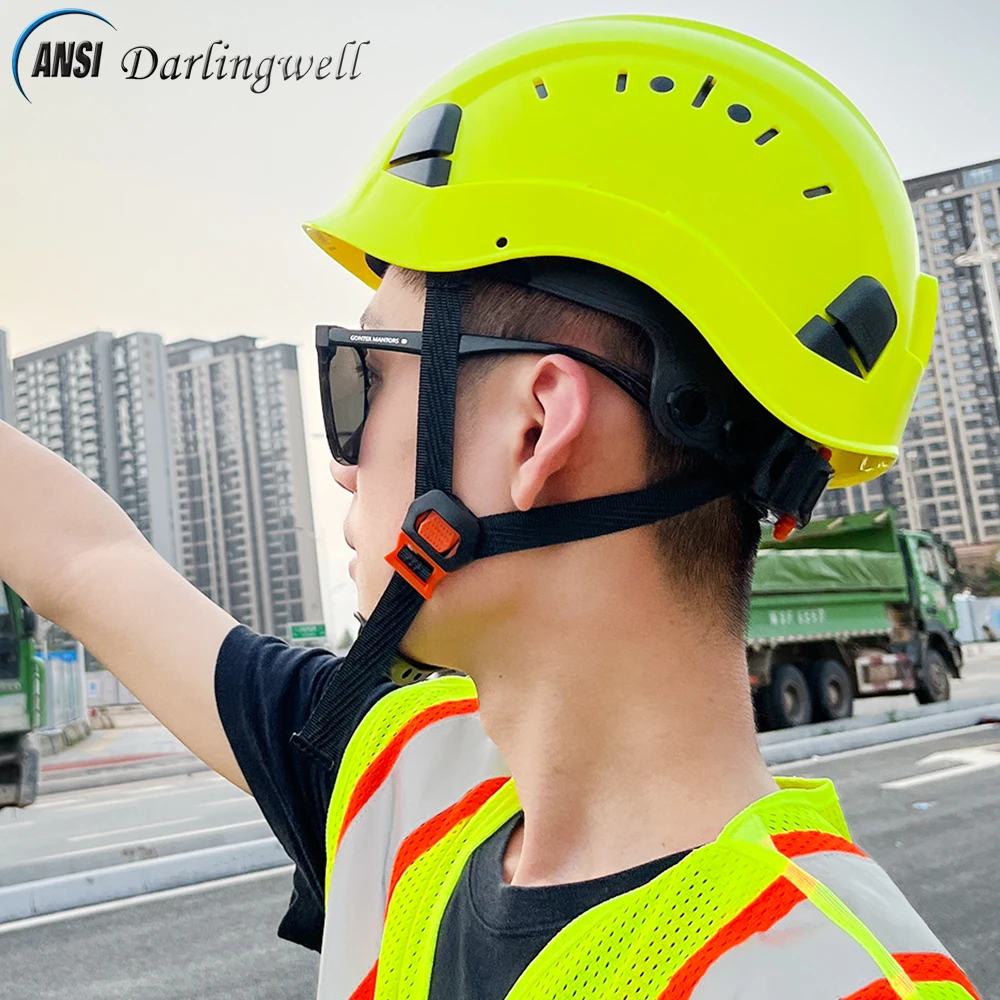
left=664, top=844, right=976, bottom=999
left=335, top=672, right=485, bottom=792
left=326, top=672, right=505, bottom=857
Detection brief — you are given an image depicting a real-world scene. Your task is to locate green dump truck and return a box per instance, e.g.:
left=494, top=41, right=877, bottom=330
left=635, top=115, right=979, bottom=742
left=0, top=580, right=40, bottom=808
left=748, top=508, right=962, bottom=730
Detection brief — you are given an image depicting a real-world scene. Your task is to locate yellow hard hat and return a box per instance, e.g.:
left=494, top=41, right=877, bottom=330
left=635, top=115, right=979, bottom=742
left=303, top=14, right=936, bottom=491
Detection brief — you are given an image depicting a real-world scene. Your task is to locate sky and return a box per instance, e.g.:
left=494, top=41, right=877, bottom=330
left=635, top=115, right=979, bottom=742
left=2, top=0, right=999, bottom=637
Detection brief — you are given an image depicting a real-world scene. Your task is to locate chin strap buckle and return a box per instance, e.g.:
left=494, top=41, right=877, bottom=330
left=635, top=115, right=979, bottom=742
left=757, top=438, right=834, bottom=542
left=385, top=490, right=481, bottom=599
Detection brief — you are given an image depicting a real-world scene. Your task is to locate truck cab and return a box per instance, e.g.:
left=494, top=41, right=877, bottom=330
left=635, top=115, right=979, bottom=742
left=896, top=530, right=963, bottom=703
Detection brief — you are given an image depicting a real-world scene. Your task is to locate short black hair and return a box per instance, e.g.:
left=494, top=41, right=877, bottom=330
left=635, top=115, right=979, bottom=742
left=390, top=265, right=761, bottom=637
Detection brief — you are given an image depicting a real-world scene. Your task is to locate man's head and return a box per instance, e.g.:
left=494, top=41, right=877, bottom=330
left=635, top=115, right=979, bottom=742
left=331, top=264, right=761, bottom=665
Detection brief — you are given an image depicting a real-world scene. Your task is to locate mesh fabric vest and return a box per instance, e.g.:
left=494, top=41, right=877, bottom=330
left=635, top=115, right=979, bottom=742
left=315, top=677, right=978, bottom=1000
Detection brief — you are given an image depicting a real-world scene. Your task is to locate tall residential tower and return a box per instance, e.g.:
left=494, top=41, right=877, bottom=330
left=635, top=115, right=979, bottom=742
left=12, top=331, right=178, bottom=565
left=814, top=157, right=1000, bottom=544
left=166, top=336, right=323, bottom=637
left=0, top=329, right=15, bottom=424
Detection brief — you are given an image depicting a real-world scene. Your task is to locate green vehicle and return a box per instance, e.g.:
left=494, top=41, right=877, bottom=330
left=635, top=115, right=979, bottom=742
left=0, top=580, right=40, bottom=809
left=748, top=508, right=962, bottom=730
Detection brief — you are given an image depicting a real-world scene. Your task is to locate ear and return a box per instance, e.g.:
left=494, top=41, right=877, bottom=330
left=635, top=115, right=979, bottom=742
left=511, top=355, right=591, bottom=512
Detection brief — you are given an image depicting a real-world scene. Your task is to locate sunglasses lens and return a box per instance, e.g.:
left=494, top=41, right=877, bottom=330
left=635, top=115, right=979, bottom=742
left=326, top=347, right=367, bottom=465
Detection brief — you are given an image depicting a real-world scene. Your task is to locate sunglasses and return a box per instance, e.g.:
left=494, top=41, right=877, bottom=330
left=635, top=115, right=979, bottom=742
left=316, top=325, right=652, bottom=466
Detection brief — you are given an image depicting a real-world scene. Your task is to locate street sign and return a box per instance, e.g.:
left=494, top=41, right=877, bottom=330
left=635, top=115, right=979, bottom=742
left=46, top=649, right=78, bottom=662
left=290, top=622, right=327, bottom=640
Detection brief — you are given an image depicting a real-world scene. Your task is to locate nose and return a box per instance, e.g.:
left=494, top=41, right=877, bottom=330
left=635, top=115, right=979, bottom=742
left=330, top=458, right=358, bottom=494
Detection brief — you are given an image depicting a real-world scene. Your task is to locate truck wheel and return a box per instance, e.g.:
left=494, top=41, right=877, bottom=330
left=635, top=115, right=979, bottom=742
left=915, top=649, right=951, bottom=705
left=762, top=664, right=813, bottom=729
left=15, top=736, right=39, bottom=808
left=809, top=659, right=854, bottom=722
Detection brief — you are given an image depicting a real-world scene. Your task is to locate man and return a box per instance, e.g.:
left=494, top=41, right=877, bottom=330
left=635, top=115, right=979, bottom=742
left=0, top=14, right=979, bottom=1000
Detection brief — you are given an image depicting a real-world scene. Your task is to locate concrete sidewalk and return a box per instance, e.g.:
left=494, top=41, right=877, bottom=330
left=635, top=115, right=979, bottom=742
left=39, top=717, right=205, bottom=793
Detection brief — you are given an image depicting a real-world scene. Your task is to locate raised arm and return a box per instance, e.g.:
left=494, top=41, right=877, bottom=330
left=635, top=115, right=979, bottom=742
left=0, top=420, right=248, bottom=791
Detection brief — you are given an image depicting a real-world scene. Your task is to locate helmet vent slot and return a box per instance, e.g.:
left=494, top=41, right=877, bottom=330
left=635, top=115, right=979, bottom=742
left=616, top=72, right=628, bottom=93
left=691, top=75, right=715, bottom=107
left=755, top=128, right=779, bottom=146
left=649, top=75, right=674, bottom=93
left=533, top=78, right=548, bottom=99
left=727, top=103, right=752, bottom=123
left=803, top=185, right=832, bottom=199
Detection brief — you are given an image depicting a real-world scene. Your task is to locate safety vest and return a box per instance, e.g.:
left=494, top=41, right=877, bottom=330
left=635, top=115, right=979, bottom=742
left=316, top=676, right=978, bottom=1000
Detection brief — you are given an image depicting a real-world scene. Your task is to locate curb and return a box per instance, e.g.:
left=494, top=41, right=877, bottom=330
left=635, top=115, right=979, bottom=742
left=35, top=720, right=92, bottom=758
left=0, top=837, right=289, bottom=924
left=38, top=757, right=210, bottom=795
left=0, top=819, right=271, bottom=888
left=758, top=696, right=1000, bottom=746
left=41, top=751, right=189, bottom=773
left=761, top=702, right=1000, bottom=766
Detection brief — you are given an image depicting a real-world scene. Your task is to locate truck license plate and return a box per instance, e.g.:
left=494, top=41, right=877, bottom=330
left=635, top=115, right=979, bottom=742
left=864, top=661, right=901, bottom=685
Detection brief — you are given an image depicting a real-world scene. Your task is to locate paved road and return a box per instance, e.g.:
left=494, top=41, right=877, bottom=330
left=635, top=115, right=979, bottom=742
left=0, top=869, right=317, bottom=1000
left=789, top=723, right=1000, bottom=995
left=2, top=725, right=997, bottom=998
left=0, top=771, right=268, bottom=884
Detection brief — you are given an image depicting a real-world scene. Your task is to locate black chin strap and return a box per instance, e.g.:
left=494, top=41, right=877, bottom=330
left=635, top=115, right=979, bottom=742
left=292, top=276, right=732, bottom=766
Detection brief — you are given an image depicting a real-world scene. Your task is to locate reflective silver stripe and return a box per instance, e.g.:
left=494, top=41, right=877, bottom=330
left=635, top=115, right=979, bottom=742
left=316, top=711, right=507, bottom=1000
left=796, top=850, right=949, bottom=957
left=689, top=897, right=884, bottom=1000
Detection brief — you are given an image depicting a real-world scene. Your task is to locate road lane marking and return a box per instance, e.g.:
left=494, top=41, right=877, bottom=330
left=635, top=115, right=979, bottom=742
left=0, top=865, right=294, bottom=935
left=68, top=818, right=200, bottom=842
left=202, top=796, right=251, bottom=807
left=45, top=784, right=249, bottom=812
left=88, top=819, right=266, bottom=853
left=881, top=744, right=1000, bottom=790
left=0, top=820, right=269, bottom=868
left=30, top=798, right=84, bottom=810
left=772, top=724, right=1000, bottom=770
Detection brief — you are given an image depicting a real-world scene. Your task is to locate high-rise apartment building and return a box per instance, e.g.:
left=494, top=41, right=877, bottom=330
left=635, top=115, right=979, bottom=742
left=814, top=157, right=1000, bottom=544
left=12, top=331, right=178, bottom=566
left=0, top=329, right=15, bottom=424
left=166, top=335, right=323, bottom=637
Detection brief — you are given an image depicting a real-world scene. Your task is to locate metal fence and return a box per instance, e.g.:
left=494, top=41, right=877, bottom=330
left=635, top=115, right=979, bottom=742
left=38, top=647, right=86, bottom=730
left=85, top=669, right=139, bottom=707
left=954, top=594, right=1000, bottom=644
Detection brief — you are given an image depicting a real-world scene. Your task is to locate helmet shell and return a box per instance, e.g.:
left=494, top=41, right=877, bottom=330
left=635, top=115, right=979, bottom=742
left=304, top=14, right=937, bottom=488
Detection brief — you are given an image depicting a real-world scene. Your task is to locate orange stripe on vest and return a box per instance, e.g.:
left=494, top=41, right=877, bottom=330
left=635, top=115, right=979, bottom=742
left=386, top=777, right=511, bottom=913
left=842, top=952, right=981, bottom=1000
left=659, top=876, right=806, bottom=1000
left=337, top=697, right=480, bottom=848
left=347, top=961, right=378, bottom=1000
left=772, top=830, right=866, bottom=859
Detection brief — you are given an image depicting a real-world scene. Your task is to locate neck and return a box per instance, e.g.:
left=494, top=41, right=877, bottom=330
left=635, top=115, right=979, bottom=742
left=457, top=549, right=777, bottom=886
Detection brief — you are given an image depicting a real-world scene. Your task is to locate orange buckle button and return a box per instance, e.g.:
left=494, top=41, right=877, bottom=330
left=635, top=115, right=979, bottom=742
left=416, top=511, right=461, bottom=555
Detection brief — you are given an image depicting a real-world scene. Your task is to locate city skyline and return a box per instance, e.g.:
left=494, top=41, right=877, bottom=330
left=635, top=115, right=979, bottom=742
left=3, top=325, right=326, bottom=639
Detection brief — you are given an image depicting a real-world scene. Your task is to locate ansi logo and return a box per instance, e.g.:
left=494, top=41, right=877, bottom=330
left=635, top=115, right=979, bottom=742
left=12, top=8, right=116, bottom=102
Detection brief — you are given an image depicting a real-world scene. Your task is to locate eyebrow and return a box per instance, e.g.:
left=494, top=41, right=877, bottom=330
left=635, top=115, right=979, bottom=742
left=359, top=302, right=381, bottom=330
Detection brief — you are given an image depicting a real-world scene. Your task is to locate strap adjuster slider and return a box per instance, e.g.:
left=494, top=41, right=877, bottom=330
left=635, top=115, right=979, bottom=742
left=384, top=490, right=480, bottom=599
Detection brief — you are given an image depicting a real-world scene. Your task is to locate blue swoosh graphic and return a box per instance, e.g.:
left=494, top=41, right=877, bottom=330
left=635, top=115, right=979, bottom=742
left=12, top=8, right=116, bottom=103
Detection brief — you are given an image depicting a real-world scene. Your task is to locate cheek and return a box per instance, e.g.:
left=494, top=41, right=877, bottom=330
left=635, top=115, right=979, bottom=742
left=453, top=421, right=515, bottom=516
left=353, top=388, right=418, bottom=608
